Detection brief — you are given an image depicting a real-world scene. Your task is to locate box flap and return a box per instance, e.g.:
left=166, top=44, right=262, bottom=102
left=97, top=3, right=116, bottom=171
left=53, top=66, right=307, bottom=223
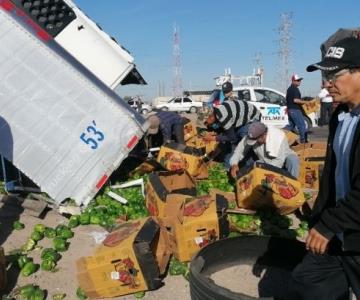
left=163, top=142, right=205, bottom=157
left=102, top=220, right=142, bottom=247
left=148, top=170, right=196, bottom=202
left=133, top=217, right=170, bottom=290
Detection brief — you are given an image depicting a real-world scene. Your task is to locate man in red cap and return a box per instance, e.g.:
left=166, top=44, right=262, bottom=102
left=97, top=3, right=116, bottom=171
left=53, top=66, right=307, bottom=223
left=284, top=74, right=309, bottom=143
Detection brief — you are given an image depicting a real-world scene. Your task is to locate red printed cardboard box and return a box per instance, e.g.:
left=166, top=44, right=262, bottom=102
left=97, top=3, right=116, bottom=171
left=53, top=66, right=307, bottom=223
left=163, top=192, right=229, bottom=262
left=146, top=170, right=197, bottom=218
left=236, top=162, right=305, bottom=215
left=157, top=142, right=208, bottom=178
left=183, top=119, right=197, bottom=141
left=76, top=217, right=171, bottom=299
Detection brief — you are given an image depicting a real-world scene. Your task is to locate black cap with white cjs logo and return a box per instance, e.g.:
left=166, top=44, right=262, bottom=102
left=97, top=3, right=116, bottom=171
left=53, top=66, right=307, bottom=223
left=307, top=37, right=360, bottom=72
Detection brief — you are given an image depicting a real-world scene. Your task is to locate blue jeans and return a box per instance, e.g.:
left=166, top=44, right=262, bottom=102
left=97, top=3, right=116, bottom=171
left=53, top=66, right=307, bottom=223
left=285, top=154, right=300, bottom=178
left=284, top=109, right=307, bottom=143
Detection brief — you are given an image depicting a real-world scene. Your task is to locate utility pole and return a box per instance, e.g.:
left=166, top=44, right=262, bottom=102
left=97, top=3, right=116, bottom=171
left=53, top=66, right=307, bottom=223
left=172, top=23, right=183, bottom=97
left=277, top=12, right=293, bottom=92
left=253, top=52, right=264, bottom=85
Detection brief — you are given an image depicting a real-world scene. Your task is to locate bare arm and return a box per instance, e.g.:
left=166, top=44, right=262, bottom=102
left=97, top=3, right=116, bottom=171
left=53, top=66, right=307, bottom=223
left=293, top=98, right=307, bottom=105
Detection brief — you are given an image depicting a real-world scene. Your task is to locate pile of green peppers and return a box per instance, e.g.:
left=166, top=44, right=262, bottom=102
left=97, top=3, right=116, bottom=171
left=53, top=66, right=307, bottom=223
left=196, top=163, right=235, bottom=196
left=168, top=257, right=190, bottom=280
left=78, top=181, right=149, bottom=229
left=18, top=285, right=45, bottom=300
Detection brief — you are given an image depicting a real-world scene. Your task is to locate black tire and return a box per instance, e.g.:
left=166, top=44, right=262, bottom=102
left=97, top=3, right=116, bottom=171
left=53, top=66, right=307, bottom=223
left=189, top=236, right=306, bottom=300
left=161, top=106, right=169, bottom=111
left=189, top=106, right=198, bottom=113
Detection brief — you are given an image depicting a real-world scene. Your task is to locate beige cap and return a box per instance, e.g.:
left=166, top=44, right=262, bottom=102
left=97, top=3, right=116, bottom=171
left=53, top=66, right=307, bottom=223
left=147, top=115, right=160, bottom=135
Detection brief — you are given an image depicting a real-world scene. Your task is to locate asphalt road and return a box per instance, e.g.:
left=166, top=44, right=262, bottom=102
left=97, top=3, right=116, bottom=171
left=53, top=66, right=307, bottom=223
left=308, top=125, right=329, bottom=142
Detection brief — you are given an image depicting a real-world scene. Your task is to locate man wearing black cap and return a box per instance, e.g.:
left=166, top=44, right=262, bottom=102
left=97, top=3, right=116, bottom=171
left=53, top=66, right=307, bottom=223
left=291, top=37, right=360, bottom=300
left=284, top=74, right=309, bottom=143
left=221, top=81, right=233, bottom=101
left=229, top=122, right=299, bottom=178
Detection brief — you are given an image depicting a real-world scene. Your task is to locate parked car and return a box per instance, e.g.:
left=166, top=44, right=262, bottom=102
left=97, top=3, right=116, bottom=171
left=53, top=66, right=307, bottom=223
left=233, top=86, right=318, bottom=129
left=127, top=97, right=152, bottom=114
left=155, top=97, right=203, bottom=113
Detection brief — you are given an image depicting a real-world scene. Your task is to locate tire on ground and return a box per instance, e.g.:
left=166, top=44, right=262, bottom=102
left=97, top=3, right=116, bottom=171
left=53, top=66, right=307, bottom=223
left=189, top=236, right=306, bottom=300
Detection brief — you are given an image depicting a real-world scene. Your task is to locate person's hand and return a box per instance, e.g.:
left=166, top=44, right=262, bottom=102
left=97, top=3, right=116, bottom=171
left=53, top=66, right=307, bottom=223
left=203, top=134, right=216, bottom=142
left=230, top=165, right=239, bottom=179
left=305, top=228, right=329, bottom=255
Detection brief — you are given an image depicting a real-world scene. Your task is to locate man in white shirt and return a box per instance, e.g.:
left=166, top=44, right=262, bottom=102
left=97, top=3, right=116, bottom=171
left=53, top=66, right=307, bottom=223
left=318, top=80, right=333, bottom=126
left=229, top=122, right=299, bottom=178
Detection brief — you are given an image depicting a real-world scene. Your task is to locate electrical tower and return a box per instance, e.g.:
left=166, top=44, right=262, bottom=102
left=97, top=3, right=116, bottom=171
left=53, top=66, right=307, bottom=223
left=172, top=23, right=183, bottom=97
left=277, top=12, right=293, bottom=92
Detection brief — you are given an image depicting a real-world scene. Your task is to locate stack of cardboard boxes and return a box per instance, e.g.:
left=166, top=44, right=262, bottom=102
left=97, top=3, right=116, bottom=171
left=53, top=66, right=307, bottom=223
left=77, top=170, right=230, bottom=298
left=145, top=170, right=229, bottom=262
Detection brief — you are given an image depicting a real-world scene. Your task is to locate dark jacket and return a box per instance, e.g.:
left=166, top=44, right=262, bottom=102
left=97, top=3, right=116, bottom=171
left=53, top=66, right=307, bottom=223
left=311, top=103, right=360, bottom=252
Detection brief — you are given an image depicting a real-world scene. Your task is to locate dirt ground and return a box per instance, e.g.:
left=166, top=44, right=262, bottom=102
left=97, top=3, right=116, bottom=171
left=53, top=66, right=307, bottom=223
left=0, top=197, right=190, bottom=300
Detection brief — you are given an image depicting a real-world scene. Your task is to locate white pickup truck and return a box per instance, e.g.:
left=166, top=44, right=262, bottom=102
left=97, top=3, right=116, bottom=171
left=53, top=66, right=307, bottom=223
left=234, top=86, right=318, bottom=129
left=155, top=97, right=204, bottom=113
left=0, top=0, right=147, bottom=206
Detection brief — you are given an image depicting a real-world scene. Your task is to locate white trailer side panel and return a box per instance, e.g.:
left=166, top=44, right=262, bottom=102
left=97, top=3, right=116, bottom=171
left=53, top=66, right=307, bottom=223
left=0, top=2, right=147, bottom=206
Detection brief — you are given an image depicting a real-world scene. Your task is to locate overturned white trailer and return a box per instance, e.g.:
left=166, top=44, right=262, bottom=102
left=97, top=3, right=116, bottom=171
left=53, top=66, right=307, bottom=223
left=0, top=0, right=148, bottom=206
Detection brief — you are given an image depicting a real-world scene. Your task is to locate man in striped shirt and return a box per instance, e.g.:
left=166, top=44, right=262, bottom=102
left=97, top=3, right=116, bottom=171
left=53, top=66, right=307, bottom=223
left=204, top=99, right=261, bottom=168
left=204, top=99, right=261, bottom=143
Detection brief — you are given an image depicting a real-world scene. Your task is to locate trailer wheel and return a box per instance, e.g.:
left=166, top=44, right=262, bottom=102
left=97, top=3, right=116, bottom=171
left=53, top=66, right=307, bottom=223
left=189, top=236, right=306, bottom=300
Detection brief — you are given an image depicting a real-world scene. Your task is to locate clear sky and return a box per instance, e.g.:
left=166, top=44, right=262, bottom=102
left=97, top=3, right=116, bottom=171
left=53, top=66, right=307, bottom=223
left=74, top=0, right=360, bottom=102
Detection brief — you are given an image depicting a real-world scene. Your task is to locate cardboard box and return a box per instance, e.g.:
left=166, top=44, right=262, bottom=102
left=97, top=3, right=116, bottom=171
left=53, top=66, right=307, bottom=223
left=146, top=170, right=197, bottom=218
left=77, top=217, right=171, bottom=299
left=183, top=119, right=197, bottom=141
left=292, top=142, right=327, bottom=159
left=282, top=129, right=298, bottom=146
left=186, top=135, right=219, bottom=155
left=163, top=192, right=229, bottom=262
left=235, top=162, right=305, bottom=215
left=157, top=142, right=208, bottom=178
left=299, top=158, right=325, bottom=191
left=302, top=98, right=320, bottom=115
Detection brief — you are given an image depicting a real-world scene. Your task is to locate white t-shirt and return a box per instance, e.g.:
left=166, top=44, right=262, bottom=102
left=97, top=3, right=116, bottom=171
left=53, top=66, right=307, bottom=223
left=318, top=88, right=333, bottom=103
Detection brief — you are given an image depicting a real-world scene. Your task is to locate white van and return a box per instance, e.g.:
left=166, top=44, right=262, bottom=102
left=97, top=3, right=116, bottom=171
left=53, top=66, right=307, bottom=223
left=234, top=86, right=318, bottom=129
